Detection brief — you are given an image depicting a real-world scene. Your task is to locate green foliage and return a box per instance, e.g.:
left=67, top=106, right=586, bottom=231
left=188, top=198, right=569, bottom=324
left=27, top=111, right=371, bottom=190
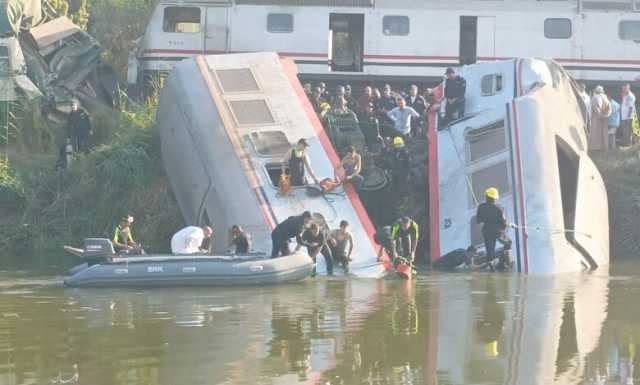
left=0, top=157, right=24, bottom=211
left=0, top=96, right=183, bottom=259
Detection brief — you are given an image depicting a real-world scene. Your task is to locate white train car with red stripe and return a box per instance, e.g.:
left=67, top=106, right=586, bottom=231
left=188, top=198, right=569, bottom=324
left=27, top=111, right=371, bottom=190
left=429, top=58, right=609, bottom=273
left=156, top=52, right=389, bottom=277
left=130, top=0, right=640, bottom=88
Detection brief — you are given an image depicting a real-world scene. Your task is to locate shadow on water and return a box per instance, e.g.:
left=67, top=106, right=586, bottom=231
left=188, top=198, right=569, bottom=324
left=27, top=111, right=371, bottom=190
left=0, top=262, right=638, bottom=384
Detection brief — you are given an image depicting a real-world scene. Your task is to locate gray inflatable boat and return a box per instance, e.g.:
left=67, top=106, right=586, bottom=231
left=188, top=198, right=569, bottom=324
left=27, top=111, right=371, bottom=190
left=64, top=239, right=313, bottom=288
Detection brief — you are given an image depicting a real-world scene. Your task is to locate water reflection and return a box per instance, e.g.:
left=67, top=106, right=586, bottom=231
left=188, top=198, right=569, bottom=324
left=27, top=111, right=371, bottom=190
left=0, top=264, right=638, bottom=384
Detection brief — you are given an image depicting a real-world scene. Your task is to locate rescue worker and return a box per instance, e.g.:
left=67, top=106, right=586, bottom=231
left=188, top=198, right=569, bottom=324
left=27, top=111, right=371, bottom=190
left=432, top=246, right=478, bottom=271
left=375, top=225, right=394, bottom=263
left=328, top=220, right=354, bottom=273
left=440, top=67, right=466, bottom=126
left=112, top=215, right=142, bottom=254
left=390, top=217, right=420, bottom=266
left=271, top=211, right=313, bottom=258
left=282, top=138, right=319, bottom=186
left=301, top=223, right=333, bottom=276
left=228, top=225, right=251, bottom=254
left=67, top=100, right=92, bottom=153
left=170, top=226, right=213, bottom=255
left=387, top=137, right=412, bottom=194
left=476, top=187, right=512, bottom=268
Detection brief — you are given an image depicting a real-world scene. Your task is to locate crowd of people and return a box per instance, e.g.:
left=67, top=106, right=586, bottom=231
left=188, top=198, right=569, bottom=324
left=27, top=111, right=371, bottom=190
left=580, top=82, right=638, bottom=152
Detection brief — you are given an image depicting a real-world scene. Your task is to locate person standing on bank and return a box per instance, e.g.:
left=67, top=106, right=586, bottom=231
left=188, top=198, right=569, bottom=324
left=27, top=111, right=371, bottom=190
left=476, top=188, right=512, bottom=263
left=387, top=98, right=420, bottom=140
left=68, top=100, right=92, bottom=153
left=282, top=138, right=319, bottom=187
left=271, top=211, right=313, bottom=258
left=619, top=84, right=636, bottom=146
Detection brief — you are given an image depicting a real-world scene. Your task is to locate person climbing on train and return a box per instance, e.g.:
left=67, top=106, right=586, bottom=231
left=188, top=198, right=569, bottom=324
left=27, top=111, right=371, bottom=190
left=112, top=215, right=143, bottom=254
left=390, top=217, right=420, bottom=267
left=282, top=138, right=319, bottom=187
left=328, top=220, right=354, bottom=273
left=337, top=145, right=363, bottom=189
left=476, top=187, right=512, bottom=270
left=271, top=211, right=313, bottom=258
left=171, top=226, right=213, bottom=255
left=228, top=225, right=251, bottom=254
left=440, top=67, right=466, bottom=127
left=375, top=225, right=394, bottom=263
left=301, top=223, right=334, bottom=276
left=386, top=137, right=413, bottom=196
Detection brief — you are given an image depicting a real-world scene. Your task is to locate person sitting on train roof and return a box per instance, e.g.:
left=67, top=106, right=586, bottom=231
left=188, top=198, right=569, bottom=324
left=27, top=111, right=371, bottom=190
left=328, top=220, right=354, bottom=274
left=271, top=211, right=313, bottom=259
left=228, top=225, right=251, bottom=255
left=440, top=67, right=466, bottom=127
left=390, top=217, right=420, bottom=267
left=282, top=138, right=319, bottom=187
left=432, top=246, right=478, bottom=272
left=387, top=97, right=420, bottom=139
left=170, top=226, right=213, bottom=255
left=300, top=223, right=334, bottom=276
left=112, top=215, right=143, bottom=254
left=337, top=145, right=363, bottom=189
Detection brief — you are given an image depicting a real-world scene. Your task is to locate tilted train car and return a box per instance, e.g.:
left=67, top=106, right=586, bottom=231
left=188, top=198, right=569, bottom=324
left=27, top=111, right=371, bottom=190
left=129, top=0, right=640, bottom=88
left=156, top=52, right=388, bottom=277
left=429, top=58, right=609, bottom=273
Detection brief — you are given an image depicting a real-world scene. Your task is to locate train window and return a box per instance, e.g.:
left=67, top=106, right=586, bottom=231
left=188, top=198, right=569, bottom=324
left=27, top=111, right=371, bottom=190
left=470, top=161, right=510, bottom=206
left=466, top=120, right=506, bottom=162
left=619, top=20, right=640, bottom=41
left=544, top=18, right=571, bottom=39
left=383, top=16, right=410, bottom=36
left=481, top=74, right=503, bottom=96
left=267, top=13, right=294, bottom=33
left=163, top=7, right=201, bottom=33
left=249, top=131, right=291, bottom=157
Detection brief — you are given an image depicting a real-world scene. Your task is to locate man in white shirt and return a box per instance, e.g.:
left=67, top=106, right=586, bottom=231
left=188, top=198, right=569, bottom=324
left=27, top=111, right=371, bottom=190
left=619, top=84, right=636, bottom=146
left=171, top=226, right=213, bottom=255
left=387, top=98, right=419, bottom=138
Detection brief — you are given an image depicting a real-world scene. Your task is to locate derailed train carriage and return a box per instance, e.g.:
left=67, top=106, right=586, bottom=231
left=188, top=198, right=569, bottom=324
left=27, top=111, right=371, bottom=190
left=430, top=58, right=609, bottom=273
left=156, top=52, right=390, bottom=277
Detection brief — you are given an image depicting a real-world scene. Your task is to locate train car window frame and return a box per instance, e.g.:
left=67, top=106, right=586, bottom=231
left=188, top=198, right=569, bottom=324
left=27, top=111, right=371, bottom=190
left=163, top=6, right=202, bottom=34
left=382, top=15, right=410, bottom=36
left=544, top=18, right=572, bottom=39
left=619, top=20, right=640, bottom=42
left=480, top=74, right=503, bottom=96
left=267, top=13, right=294, bottom=33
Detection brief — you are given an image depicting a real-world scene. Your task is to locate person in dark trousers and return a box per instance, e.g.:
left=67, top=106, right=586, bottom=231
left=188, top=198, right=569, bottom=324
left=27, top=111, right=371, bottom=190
left=390, top=217, right=420, bottom=266
left=405, top=84, right=427, bottom=137
left=228, top=225, right=251, bottom=254
left=440, top=68, right=466, bottom=127
left=301, top=223, right=333, bottom=275
left=476, top=187, right=512, bottom=268
left=360, top=102, right=381, bottom=146
left=67, top=100, right=92, bottom=153
left=433, top=246, right=478, bottom=271
left=271, top=211, right=313, bottom=258
left=282, top=138, right=319, bottom=186
left=386, top=137, right=413, bottom=196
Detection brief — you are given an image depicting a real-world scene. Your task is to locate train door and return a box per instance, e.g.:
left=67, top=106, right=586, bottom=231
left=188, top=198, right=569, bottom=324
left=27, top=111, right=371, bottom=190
left=328, top=13, right=364, bottom=72
left=205, top=6, right=229, bottom=53
left=459, top=16, right=496, bottom=65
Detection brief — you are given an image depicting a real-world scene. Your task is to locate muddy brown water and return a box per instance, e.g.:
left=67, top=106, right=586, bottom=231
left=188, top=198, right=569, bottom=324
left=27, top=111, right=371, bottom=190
left=0, top=262, right=638, bottom=385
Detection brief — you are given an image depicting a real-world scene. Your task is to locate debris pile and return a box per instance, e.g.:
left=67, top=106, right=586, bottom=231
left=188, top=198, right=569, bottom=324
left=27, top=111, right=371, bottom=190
left=0, top=0, right=117, bottom=115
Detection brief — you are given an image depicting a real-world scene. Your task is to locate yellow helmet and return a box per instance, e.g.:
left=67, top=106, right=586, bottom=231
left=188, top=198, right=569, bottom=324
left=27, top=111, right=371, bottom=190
left=485, top=187, right=499, bottom=200
left=485, top=340, right=499, bottom=357
left=393, top=136, right=405, bottom=147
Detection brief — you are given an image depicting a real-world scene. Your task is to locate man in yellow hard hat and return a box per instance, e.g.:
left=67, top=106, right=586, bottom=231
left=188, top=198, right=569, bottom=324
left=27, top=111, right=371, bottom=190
left=476, top=188, right=512, bottom=270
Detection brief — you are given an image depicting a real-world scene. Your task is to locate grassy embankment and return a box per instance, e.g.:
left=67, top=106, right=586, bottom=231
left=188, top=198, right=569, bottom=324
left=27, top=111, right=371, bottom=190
left=0, top=0, right=180, bottom=264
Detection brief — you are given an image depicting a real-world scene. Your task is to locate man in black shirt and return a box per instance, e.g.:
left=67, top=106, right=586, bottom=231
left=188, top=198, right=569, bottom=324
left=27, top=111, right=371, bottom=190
left=228, top=225, right=251, bottom=254
left=405, top=84, right=427, bottom=137
left=476, top=188, right=512, bottom=264
left=271, top=211, right=312, bottom=258
left=433, top=246, right=478, bottom=271
left=301, top=223, right=333, bottom=275
left=441, top=68, right=466, bottom=126
left=68, top=100, right=92, bottom=153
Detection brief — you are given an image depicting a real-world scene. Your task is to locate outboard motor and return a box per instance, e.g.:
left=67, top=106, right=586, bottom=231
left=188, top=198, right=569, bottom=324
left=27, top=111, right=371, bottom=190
left=83, top=238, right=115, bottom=265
